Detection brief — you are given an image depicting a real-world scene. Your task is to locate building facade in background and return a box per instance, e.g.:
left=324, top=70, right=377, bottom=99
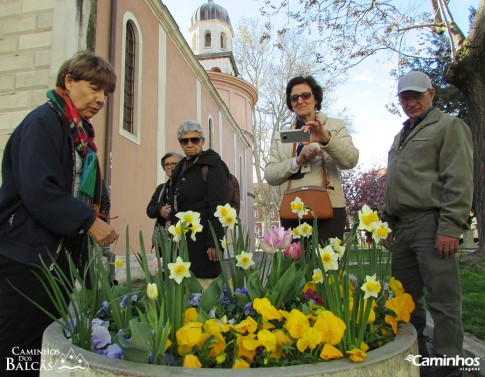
left=0, top=0, right=257, bottom=254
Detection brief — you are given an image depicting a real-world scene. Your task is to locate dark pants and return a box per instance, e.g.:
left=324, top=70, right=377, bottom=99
left=0, top=237, right=83, bottom=377
left=280, top=207, right=347, bottom=243
left=392, top=213, right=463, bottom=377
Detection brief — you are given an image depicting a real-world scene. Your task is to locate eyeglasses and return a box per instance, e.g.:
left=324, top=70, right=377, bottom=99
left=290, top=92, right=312, bottom=103
left=398, top=90, right=429, bottom=103
left=163, top=162, right=178, bottom=168
left=179, top=137, right=202, bottom=146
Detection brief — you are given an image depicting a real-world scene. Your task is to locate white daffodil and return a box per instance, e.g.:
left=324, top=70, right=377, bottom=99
left=220, top=213, right=238, bottom=230
left=168, top=221, right=184, bottom=243
left=372, top=221, right=392, bottom=243
left=220, top=236, right=228, bottom=252
left=358, top=205, right=380, bottom=232
left=290, top=197, right=309, bottom=219
left=235, top=251, right=255, bottom=270
left=291, top=227, right=301, bottom=240
left=176, top=210, right=201, bottom=225
left=312, top=268, right=324, bottom=284
left=214, top=203, right=237, bottom=220
left=167, top=256, right=191, bottom=284
left=296, top=222, right=313, bottom=238
left=319, top=245, right=339, bottom=272
left=328, top=237, right=345, bottom=256
left=361, top=273, right=382, bottom=300
left=188, top=220, right=203, bottom=241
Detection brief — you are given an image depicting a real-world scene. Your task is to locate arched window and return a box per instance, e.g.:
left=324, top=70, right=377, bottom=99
left=119, top=14, right=142, bottom=143
left=123, top=21, right=136, bottom=134
left=204, top=31, right=211, bottom=47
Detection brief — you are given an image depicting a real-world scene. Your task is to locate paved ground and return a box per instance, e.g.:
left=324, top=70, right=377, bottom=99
left=426, top=312, right=485, bottom=377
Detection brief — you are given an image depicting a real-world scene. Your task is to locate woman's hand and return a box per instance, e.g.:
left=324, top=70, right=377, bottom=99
left=207, top=247, right=218, bottom=261
left=160, top=204, right=171, bottom=219
left=88, top=217, right=118, bottom=247
left=302, top=118, right=331, bottom=145
left=296, top=144, right=323, bottom=166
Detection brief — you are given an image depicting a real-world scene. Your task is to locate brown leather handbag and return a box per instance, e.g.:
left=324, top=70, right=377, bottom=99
left=279, top=145, right=333, bottom=220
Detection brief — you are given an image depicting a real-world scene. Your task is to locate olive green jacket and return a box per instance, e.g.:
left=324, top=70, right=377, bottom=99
left=383, top=108, right=473, bottom=238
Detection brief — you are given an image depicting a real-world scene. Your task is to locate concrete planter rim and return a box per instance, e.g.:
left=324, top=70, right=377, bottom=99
left=41, top=321, right=418, bottom=376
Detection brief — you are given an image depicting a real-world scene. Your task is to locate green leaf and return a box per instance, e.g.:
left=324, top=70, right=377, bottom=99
left=117, top=319, right=151, bottom=363
left=198, top=275, right=223, bottom=313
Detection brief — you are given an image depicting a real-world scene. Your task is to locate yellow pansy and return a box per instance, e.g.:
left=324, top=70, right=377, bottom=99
left=320, top=343, right=343, bottom=360
left=183, top=354, right=201, bottom=368
left=284, top=309, right=310, bottom=339
left=253, top=297, right=282, bottom=321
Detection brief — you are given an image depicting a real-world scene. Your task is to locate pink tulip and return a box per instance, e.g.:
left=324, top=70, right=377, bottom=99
left=284, top=242, right=301, bottom=260
left=259, top=226, right=292, bottom=253
left=152, top=257, right=163, bottom=273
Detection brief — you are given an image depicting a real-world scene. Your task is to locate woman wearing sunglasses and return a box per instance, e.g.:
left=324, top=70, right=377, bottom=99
left=146, top=151, right=183, bottom=250
left=168, top=120, right=229, bottom=288
left=265, top=75, right=359, bottom=242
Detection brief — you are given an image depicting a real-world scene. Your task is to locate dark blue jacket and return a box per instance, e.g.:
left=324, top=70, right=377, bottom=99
left=0, top=102, right=97, bottom=266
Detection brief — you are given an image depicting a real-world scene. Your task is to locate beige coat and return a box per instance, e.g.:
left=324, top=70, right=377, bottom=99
left=264, top=112, right=359, bottom=208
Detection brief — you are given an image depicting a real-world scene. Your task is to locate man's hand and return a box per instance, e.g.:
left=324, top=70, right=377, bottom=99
left=436, top=234, right=459, bottom=258
left=88, top=217, right=118, bottom=247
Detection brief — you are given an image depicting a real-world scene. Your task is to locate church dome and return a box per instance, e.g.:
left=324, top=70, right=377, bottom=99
left=191, top=0, right=231, bottom=27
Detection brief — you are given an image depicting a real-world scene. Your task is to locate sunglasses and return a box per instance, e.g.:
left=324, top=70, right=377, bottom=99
left=179, top=137, right=202, bottom=146
left=163, top=162, right=178, bottom=168
left=290, top=92, right=312, bottom=103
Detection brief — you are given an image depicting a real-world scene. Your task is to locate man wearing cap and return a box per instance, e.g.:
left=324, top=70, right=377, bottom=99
left=383, top=71, right=473, bottom=377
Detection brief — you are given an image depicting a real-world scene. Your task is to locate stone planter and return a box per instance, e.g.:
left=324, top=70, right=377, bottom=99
left=40, top=322, right=419, bottom=376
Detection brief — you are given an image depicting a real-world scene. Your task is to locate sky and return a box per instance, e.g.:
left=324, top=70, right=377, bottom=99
left=164, top=0, right=477, bottom=170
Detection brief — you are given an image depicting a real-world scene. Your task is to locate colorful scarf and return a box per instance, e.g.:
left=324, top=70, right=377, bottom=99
left=47, top=88, right=101, bottom=209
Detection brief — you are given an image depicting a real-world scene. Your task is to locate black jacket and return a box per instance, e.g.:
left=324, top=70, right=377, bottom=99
left=0, top=102, right=97, bottom=266
left=168, top=149, right=229, bottom=278
left=146, top=181, right=171, bottom=227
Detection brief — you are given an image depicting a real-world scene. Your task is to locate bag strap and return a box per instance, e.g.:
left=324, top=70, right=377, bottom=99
left=286, top=143, right=329, bottom=190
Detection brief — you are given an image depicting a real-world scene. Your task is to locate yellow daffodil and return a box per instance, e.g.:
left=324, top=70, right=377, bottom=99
left=146, top=283, right=158, bottom=300
left=168, top=256, right=191, bottom=284
left=389, top=277, right=405, bottom=297
left=253, top=298, right=282, bottom=321
left=320, top=343, right=343, bottom=360
left=360, top=273, right=381, bottom=300
left=183, top=354, right=201, bottom=368
left=312, top=268, right=324, bottom=284
left=235, top=251, right=255, bottom=270
left=358, top=205, right=380, bottom=232
left=290, top=196, right=309, bottom=219
left=319, top=245, right=339, bottom=272
left=347, top=347, right=367, bottom=362
left=284, top=309, right=310, bottom=339
left=314, top=310, right=346, bottom=345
